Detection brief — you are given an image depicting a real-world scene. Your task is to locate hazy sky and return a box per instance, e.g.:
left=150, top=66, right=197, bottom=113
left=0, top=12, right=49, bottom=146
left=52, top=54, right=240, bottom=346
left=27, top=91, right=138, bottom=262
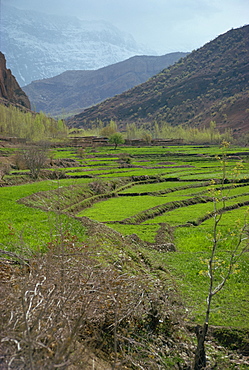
left=4, top=0, right=249, bottom=54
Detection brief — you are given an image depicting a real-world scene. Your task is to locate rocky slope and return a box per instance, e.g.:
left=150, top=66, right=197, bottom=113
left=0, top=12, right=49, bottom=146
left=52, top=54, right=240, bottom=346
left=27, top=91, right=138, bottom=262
left=0, top=52, right=31, bottom=109
left=23, top=52, right=187, bottom=117
left=2, top=3, right=153, bottom=86
left=69, top=25, right=249, bottom=136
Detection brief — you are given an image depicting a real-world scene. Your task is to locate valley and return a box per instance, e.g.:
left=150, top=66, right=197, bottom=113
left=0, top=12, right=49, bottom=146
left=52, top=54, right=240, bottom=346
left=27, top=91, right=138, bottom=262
left=0, top=141, right=248, bottom=368
left=0, top=13, right=249, bottom=368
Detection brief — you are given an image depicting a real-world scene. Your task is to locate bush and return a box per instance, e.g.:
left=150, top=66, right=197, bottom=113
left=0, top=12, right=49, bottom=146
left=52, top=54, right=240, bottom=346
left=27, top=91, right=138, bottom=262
left=22, top=145, right=48, bottom=179
left=89, top=179, right=109, bottom=194
left=0, top=163, right=11, bottom=181
left=108, top=133, right=125, bottom=149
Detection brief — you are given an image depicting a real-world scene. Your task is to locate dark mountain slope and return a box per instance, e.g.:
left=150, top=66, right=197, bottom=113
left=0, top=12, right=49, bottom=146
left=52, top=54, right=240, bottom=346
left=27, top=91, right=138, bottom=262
left=23, top=53, right=187, bottom=117
left=69, top=25, right=249, bottom=135
left=0, top=52, right=31, bottom=109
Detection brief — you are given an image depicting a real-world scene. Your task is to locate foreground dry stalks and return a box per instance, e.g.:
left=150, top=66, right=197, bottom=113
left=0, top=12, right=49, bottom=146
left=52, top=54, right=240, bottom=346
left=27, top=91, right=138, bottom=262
left=0, top=233, right=180, bottom=369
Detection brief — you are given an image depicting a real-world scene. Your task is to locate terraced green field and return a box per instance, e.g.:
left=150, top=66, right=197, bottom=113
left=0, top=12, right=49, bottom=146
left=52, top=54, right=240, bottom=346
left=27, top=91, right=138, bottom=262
left=1, top=144, right=249, bottom=329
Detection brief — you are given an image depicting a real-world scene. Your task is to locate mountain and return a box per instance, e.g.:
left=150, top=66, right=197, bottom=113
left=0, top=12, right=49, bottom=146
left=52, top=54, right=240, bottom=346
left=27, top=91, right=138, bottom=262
left=68, top=25, right=249, bottom=135
left=1, top=3, right=152, bottom=86
left=0, top=52, right=31, bottom=109
left=23, top=52, right=187, bottom=117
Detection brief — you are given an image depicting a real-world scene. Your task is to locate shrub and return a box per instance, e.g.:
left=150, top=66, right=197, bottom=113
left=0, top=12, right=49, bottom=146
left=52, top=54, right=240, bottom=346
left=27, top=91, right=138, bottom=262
left=22, top=145, right=48, bottom=179
left=108, top=133, right=125, bottom=149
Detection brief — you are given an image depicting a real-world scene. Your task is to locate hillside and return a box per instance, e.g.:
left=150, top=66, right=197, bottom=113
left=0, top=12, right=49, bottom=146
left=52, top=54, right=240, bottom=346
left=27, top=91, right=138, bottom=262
left=0, top=52, right=31, bottom=110
left=2, top=3, right=152, bottom=86
left=23, top=53, right=187, bottom=117
left=68, top=25, right=249, bottom=135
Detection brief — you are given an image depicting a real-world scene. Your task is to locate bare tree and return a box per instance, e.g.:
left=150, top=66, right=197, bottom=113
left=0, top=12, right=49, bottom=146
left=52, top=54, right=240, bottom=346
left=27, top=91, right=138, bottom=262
left=193, top=142, right=249, bottom=369
left=22, top=144, right=48, bottom=179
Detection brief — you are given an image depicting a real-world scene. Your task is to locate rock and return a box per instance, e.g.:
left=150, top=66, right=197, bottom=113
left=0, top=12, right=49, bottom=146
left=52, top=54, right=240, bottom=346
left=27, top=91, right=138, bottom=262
left=155, top=243, right=176, bottom=252
left=0, top=52, right=31, bottom=109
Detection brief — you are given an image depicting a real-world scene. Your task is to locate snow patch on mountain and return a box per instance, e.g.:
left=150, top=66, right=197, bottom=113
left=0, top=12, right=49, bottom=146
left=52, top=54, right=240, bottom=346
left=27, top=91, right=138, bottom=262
left=1, top=3, right=153, bottom=86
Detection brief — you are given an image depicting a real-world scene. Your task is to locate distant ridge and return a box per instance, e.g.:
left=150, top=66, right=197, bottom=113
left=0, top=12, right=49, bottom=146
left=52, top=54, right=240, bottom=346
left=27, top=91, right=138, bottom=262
left=23, top=53, right=187, bottom=117
left=68, top=25, right=249, bottom=135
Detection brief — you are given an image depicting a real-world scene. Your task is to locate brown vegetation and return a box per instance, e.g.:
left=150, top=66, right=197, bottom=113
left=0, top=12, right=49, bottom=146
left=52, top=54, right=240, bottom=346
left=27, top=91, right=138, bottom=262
left=0, top=222, right=188, bottom=369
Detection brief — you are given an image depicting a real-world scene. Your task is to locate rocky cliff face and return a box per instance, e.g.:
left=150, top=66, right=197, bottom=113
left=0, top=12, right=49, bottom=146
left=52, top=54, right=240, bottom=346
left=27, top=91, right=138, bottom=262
left=0, top=52, right=31, bottom=109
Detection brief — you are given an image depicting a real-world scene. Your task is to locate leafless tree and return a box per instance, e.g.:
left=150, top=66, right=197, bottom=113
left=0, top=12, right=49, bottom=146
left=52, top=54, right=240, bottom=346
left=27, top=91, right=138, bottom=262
left=193, top=142, right=249, bottom=369
left=22, top=144, right=48, bottom=179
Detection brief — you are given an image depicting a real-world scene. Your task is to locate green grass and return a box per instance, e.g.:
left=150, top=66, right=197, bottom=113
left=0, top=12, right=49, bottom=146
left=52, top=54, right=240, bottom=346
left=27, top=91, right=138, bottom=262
left=77, top=195, right=171, bottom=221
left=158, top=203, right=249, bottom=328
left=144, top=202, right=214, bottom=226
left=1, top=143, right=249, bottom=331
left=51, top=148, right=78, bottom=159
left=154, top=249, right=249, bottom=328
left=96, top=144, right=249, bottom=158
left=119, top=181, right=195, bottom=194
left=143, top=192, right=249, bottom=227
left=0, top=180, right=87, bottom=251
left=202, top=205, right=249, bottom=228
left=106, top=223, right=160, bottom=243
left=66, top=168, right=128, bottom=177
left=100, top=168, right=172, bottom=178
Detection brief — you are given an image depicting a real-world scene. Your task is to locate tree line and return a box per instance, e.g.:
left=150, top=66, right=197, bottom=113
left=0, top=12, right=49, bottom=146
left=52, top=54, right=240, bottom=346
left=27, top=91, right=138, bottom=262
left=0, top=104, right=68, bottom=141
left=0, top=103, right=237, bottom=145
left=73, top=119, right=234, bottom=145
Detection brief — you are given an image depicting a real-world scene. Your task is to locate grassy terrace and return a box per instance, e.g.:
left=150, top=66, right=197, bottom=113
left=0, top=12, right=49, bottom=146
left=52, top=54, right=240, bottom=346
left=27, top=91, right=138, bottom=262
left=0, top=179, right=89, bottom=250
left=1, top=144, right=249, bottom=330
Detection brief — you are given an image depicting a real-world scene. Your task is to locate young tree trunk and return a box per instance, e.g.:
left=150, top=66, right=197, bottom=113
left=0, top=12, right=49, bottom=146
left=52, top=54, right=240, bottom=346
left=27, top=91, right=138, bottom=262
left=193, top=323, right=208, bottom=370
